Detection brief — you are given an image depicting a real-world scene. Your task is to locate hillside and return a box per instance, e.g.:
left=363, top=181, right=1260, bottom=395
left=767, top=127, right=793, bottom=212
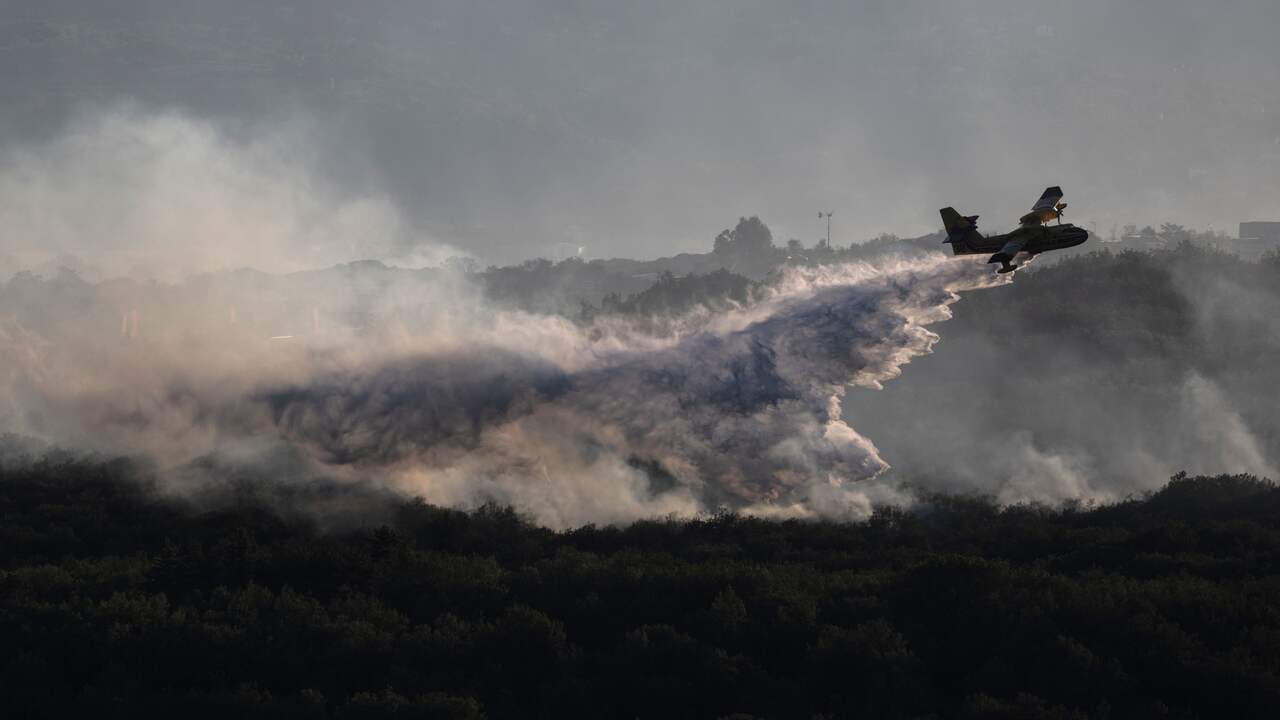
left=849, top=244, right=1280, bottom=502
left=2, top=455, right=1279, bottom=718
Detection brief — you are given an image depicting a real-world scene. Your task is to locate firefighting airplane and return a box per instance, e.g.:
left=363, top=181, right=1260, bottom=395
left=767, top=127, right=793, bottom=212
left=940, top=186, right=1089, bottom=273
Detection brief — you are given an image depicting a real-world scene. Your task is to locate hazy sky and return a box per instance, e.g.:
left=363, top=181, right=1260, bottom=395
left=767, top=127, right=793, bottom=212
left=3, top=0, right=1279, bottom=264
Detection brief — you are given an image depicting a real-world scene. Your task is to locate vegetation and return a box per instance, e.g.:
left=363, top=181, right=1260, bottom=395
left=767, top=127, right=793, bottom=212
left=595, top=269, right=756, bottom=318
left=858, top=241, right=1280, bottom=491
left=472, top=215, right=946, bottom=318
left=3, top=455, right=1280, bottom=718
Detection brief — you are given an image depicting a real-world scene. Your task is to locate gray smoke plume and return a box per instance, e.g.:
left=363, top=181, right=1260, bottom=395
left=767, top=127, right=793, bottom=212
left=0, top=240, right=1007, bottom=526
left=255, top=256, right=1007, bottom=526
left=0, top=106, right=460, bottom=280
left=0, top=105, right=1017, bottom=526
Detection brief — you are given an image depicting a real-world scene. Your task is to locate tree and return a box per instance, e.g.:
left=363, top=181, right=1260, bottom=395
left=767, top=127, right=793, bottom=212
left=713, top=229, right=734, bottom=254
left=733, top=216, right=774, bottom=253
left=443, top=256, right=480, bottom=274
left=712, top=217, right=775, bottom=255
left=1159, top=223, right=1190, bottom=243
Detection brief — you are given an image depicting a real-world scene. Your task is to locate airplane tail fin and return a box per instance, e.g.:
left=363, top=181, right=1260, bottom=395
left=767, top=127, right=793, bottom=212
left=940, top=207, right=983, bottom=255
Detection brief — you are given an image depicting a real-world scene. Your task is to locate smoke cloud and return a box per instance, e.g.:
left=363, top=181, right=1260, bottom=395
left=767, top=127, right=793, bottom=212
left=2, top=6, right=1277, bottom=529
left=258, top=256, right=1005, bottom=526
left=0, top=106, right=458, bottom=280
left=844, top=246, right=1280, bottom=507
left=0, top=204, right=1006, bottom=526
left=2, top=108, right=1271, bottom=529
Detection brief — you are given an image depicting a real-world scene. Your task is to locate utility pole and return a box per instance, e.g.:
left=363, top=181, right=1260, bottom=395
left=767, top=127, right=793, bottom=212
left=818, top=211, right=834, bottom=248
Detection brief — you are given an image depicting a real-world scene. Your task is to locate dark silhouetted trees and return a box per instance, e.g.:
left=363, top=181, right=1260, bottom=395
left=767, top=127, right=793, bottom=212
left=712, top=216, right=775, bottom=257
left=3, top=455, right=1280, bottom=718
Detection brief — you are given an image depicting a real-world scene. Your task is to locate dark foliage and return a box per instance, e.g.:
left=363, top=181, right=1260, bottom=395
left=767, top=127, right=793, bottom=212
left=597, top=269, right=757, bottom=318
left=3, top=459, right=1280, bottom=718
left=713, top=217, right=775, bottom=256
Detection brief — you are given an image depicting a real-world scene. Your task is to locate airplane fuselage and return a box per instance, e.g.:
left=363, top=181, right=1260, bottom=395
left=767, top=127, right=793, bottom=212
left=940, top=187, right=1087, bottom=272
left=959, top=223, right=1090, bottom=257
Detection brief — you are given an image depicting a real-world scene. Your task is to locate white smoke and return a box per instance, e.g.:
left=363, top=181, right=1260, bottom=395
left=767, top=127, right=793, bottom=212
left=1177, top=373, right=1279, bottom=480
left=260, top=254, right=1009, bottom=527
left=0, top=236, right=1009, bottom=527
left=1, top=105, right=1272, bottom=530
left=0, top=106, right=460, bottom=280
left=0, top=107, right=1038, bottom=528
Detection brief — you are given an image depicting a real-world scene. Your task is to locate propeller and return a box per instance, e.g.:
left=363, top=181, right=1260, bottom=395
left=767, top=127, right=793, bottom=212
left=1055, top=202, right=1068, bottom=224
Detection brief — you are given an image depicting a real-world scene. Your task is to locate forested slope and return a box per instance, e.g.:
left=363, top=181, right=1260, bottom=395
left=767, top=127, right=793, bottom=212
left=3, top=456, right=1279, bottom=718
left=850, top=245, right=1280, bottom=501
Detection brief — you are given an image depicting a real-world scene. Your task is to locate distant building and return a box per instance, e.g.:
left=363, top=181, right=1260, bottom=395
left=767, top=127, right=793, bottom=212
left=1113, top=228, right=1166, bottom=252
left=1240, top=221, right=1280, bottom=242
left=1238, top=221, right=1280, bottom=258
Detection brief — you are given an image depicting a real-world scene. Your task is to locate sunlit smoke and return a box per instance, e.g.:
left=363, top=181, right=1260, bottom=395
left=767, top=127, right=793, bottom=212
left=0, top=236, right=1008, bottom=527
left=0, top=106, right=460, bottom=280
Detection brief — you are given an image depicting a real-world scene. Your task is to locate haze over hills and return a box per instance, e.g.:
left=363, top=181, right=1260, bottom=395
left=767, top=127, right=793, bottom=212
left=3, top=1, right=1280, bottom=263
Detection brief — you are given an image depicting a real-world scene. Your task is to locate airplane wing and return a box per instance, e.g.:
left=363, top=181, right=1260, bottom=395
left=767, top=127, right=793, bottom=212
left=1018, top=186, right=1064, bottom=227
